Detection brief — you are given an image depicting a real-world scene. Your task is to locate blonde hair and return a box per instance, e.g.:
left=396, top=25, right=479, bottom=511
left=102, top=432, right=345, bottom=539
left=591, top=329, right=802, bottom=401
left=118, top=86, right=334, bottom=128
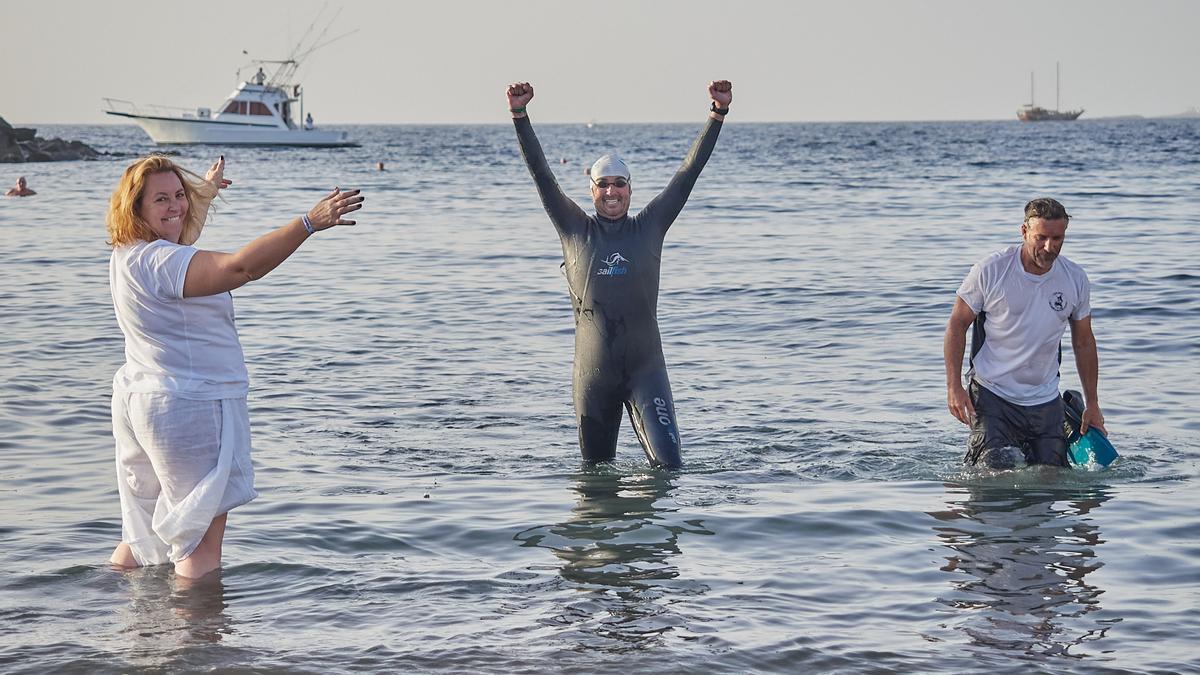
left=106, top=155, right=217, bottom=247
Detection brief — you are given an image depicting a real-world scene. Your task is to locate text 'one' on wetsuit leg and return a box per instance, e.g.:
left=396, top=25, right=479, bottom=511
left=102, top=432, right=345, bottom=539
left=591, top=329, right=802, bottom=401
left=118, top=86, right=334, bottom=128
left=626, top=369, right=683, bottom=469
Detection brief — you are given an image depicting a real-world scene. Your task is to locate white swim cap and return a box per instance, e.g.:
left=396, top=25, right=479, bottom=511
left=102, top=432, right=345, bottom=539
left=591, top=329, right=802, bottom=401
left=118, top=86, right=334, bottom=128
left=589, top=153, right=630, bottom=180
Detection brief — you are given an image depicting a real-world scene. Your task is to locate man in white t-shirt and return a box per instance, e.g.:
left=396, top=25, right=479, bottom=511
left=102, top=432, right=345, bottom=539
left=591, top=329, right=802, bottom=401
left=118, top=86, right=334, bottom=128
left=943, top=198, right=1106, bottom=468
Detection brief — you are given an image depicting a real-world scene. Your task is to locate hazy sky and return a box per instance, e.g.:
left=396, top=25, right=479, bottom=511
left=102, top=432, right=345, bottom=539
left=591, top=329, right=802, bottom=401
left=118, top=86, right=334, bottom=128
left=1, top=0, right=1196, bottom=124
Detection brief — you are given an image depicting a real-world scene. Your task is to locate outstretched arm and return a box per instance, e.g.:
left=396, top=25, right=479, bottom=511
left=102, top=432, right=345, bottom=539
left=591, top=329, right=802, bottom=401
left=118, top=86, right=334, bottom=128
left=1070, top=315, right=1106, bottom=435
left=944, top=296, right=977, bottom=425
left=183, top=186, right=364, bottom=297
left=508, top=82, right=588, bottom=234
left=181, top=156, right=234, bottom=246
left=640, top=80, right=732, bottom=229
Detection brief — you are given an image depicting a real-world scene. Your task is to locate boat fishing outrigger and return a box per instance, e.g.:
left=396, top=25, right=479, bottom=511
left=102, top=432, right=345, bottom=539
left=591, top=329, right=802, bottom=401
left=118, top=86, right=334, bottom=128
left=103, top=14, right=357, bottom=147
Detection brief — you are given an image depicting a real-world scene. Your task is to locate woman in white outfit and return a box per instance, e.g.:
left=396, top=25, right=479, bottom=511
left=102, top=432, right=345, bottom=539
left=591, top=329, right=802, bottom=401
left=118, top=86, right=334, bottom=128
left=106, top=154, right=363, bottom=579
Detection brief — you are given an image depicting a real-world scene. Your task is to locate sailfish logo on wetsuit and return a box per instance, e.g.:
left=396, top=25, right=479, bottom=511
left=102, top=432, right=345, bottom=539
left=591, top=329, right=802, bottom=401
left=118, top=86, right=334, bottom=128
left=597, top=252, right=630, bottom=276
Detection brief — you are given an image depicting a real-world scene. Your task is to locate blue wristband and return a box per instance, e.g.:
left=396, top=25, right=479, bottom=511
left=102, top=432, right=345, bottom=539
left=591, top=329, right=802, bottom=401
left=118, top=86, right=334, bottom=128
left=302, top=214, right=315, bottom=235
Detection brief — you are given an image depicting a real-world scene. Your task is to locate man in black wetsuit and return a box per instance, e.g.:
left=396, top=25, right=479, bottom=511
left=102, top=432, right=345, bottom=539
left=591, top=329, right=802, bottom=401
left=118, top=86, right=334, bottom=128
left=508, top=79, right=732, bottom=469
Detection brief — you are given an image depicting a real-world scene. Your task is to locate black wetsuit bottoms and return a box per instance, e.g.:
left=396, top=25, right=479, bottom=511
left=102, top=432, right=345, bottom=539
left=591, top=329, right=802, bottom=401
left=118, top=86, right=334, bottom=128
left=575, top=357, right=680, bottom=468
left=966, top=380, right=1068, bottom=468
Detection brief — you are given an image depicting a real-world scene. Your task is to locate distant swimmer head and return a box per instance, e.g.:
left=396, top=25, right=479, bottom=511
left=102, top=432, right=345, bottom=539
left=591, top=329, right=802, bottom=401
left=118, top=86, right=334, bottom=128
left=589, top=153, right=632, bottom=220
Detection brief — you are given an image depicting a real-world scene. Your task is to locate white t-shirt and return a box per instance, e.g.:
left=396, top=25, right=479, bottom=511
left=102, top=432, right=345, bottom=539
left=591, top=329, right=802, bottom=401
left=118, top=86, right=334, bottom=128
left=957, top=244, right=1090, bottom=406
left=110, top=239, right=249, bottom=399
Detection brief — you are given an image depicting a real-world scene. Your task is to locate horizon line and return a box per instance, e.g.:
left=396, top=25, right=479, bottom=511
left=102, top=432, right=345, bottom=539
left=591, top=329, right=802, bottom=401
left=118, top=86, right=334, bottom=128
left=13, top=113, right=1194, bottom=127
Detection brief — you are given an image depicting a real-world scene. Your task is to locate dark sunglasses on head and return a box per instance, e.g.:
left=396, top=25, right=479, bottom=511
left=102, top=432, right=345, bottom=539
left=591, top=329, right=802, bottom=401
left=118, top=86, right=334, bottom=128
left=592, top=177, right=629, bottom=189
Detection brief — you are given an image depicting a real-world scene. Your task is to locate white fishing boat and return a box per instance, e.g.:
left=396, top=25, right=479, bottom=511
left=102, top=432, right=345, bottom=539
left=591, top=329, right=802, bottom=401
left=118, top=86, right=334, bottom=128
left=104, top=87, right=349, bottom=147
left=103, top=15, right=356, bottom=147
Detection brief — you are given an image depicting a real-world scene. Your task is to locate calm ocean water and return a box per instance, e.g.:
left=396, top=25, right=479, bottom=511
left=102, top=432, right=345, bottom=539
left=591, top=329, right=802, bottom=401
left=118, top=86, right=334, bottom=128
left=1, top=119, right=1198, bottom=673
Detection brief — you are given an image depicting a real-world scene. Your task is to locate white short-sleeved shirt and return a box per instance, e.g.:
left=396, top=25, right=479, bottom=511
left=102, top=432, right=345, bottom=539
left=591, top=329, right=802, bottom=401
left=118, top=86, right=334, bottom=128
left=957, top=244, right=1090, bottom=406
left=110, top=239, right=249, bottom=399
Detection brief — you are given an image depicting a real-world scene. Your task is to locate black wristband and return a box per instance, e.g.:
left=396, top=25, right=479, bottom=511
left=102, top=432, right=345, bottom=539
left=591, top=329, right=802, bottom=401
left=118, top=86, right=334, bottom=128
left=710, top=102, right=730, bottom=115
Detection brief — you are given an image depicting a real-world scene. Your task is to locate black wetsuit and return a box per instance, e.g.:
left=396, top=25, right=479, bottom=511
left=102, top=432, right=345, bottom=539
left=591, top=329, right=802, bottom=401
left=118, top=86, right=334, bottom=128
left=514, top=114, right=723, bottom=468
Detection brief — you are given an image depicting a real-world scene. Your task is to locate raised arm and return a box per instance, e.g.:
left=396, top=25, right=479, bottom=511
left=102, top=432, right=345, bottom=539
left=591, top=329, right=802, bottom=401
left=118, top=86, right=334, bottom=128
left=944, top=296, right=977, bottom=425
left=508, top=82, right=589, bottom=233
left=182, top=186, right=364, bottom=297
left=181, top=156, right=234, bottom=246
left=639, top=80, right=732, bottom=228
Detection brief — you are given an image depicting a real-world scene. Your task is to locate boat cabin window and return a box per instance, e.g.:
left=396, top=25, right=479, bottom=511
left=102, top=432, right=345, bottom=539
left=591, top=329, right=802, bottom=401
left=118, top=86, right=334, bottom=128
left=249, top=102, right=272, bottom=116
left=222, top=101, right=248, bottom=115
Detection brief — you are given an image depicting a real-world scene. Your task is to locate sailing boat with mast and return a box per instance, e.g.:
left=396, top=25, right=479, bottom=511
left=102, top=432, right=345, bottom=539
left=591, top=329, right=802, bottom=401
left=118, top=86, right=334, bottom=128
left=1017, top=62, right=1083, bottom=121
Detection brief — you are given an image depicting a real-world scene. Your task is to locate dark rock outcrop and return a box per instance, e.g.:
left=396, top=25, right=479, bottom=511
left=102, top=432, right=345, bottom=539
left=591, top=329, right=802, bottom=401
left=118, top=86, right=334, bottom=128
left=1, top=115, right=100, bottom=162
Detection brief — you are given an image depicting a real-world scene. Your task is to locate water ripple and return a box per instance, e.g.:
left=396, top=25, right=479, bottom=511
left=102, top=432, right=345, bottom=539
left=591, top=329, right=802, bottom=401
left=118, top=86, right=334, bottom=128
left=2, top=120, right=1197, bottom=673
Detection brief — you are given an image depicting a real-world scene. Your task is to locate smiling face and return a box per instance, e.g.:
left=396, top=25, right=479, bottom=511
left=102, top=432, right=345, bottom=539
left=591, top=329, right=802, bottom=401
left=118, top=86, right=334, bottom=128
left=591, top=175, right=631, bottom=220
left=1020, top=216, right=1068, bottom=274
left=137, top=171, right=189, bottom=244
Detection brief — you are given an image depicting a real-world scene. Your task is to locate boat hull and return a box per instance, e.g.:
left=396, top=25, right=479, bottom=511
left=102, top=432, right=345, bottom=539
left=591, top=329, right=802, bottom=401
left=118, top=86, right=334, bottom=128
left=106, top=111, right=357, bottom=147
left=1017, top=106, right=1084, bottom=122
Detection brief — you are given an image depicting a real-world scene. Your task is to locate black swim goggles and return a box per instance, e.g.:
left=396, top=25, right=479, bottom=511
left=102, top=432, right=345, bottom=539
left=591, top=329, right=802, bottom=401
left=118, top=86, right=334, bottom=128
left=591, top=177, right=629, bottom=189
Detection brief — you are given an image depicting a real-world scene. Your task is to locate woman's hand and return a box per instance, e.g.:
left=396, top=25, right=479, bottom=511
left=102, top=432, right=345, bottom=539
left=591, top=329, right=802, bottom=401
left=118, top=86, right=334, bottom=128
left=180, top=156, right=229, bottom=245
left=204, top=155, right=233, bottom=191
left=307, top=187, right=365, bottom=230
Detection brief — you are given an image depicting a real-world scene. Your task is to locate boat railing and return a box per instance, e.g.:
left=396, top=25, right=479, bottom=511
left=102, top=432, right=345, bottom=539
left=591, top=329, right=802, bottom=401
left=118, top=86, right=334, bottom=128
left=103, top=98, right=214, bottom=120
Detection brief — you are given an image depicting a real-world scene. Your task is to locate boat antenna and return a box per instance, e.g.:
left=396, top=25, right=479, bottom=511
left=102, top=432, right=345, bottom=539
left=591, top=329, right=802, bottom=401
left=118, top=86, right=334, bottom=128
left=292, top=3, right=335, bottom=60
left=1056, top=61, right=1061, bottom=111
left=276, top=4, right=357, bottom=85
left=242, top=5, right=356, bottom=87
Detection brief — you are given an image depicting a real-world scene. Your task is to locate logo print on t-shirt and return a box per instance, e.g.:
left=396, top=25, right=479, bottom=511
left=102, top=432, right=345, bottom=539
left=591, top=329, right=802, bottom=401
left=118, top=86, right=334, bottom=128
left=1049, top=292, right=1066, bottom=311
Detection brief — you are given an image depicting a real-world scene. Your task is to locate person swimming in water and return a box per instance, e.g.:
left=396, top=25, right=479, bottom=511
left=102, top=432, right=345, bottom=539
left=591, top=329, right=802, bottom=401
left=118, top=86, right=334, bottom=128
left=5, top=176, right=36, bottom=197
left=508, top=79, right=732, bottom=469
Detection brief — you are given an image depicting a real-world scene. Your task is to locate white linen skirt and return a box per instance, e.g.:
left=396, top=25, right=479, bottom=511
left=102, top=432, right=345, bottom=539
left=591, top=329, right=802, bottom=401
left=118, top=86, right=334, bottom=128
left=111, top=392, right=258, bottom=565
